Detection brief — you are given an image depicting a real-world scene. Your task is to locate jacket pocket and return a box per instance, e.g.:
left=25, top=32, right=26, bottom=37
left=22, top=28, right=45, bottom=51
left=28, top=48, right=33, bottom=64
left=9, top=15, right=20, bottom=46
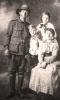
left=9, top=43, right=19, bottom=53
left=18, top=43, right=25, bottom=54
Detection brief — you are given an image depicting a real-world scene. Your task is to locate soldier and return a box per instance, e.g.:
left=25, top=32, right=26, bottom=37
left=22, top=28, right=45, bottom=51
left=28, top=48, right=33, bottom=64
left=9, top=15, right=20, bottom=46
left=4, top=4, right=31, bottom=98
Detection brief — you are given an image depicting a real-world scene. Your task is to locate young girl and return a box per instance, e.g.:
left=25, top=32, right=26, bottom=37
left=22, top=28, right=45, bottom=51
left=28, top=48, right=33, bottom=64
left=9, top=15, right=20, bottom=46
left=29, top=24, right=39, bottom=56
left=37, top=12, right=57, bottom=40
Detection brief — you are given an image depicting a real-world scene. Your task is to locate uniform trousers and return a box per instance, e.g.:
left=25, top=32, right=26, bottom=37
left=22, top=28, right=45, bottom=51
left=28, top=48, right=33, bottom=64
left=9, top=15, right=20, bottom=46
left=8, top=54, right=25, bottom=94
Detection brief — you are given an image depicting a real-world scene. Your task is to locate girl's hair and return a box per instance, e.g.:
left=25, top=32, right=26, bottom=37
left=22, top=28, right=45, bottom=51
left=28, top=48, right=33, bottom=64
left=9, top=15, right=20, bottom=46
left=41, top=11, right=50, bottom=19
left=29, top=24, right=36, bottom=29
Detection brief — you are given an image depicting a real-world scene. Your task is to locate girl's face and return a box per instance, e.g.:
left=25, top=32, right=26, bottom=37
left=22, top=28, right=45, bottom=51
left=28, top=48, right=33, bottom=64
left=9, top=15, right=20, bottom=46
left=42, top=14, right=49, bottom=25
left=29, top=25, right=36, bottom=36
left=45, top=30, right=54, bottom=40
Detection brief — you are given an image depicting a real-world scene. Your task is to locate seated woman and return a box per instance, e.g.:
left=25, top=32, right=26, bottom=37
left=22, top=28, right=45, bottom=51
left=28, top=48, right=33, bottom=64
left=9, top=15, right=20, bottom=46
left=29, top=28, right=59, bottom=99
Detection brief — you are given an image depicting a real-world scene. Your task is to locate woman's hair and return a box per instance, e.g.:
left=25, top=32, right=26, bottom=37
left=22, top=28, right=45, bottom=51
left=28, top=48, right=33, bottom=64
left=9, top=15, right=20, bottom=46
left=41, top=11, right=50, bottom=19
left=46, top=28, right=55, bottom=37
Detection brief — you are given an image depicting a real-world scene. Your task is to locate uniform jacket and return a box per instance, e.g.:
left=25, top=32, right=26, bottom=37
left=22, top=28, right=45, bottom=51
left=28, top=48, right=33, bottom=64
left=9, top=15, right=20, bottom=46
left=4, top=17, right=31, bottom=55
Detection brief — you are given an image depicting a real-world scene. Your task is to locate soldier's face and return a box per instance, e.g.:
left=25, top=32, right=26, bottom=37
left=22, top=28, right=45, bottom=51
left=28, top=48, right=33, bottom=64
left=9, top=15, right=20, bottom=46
left=42, top=14, right=49, bottom=25
left=19, top=10, right=28, bottom=21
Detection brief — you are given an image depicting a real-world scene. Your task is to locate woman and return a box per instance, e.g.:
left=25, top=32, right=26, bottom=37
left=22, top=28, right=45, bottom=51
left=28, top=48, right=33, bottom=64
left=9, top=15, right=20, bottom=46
left=29, top=28, right=59, bottom=100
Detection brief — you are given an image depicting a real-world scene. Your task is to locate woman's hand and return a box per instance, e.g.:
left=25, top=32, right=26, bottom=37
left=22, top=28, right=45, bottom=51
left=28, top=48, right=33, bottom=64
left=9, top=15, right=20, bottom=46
left=37, top=61, right=47, bottom=69
left=41, top=61, right=47, bottom=68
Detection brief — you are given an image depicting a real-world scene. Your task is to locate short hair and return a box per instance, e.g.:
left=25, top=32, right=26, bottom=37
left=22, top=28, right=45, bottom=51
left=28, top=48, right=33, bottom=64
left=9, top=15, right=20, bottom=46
left=29, top=24, right=36, bottom=30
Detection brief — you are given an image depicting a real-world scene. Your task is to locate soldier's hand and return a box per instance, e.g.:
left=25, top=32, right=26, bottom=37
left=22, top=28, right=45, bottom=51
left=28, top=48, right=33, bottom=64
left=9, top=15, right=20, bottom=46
left=25, top=54, right=29, bottom=60
left=4, top=49, right=9, bottom=56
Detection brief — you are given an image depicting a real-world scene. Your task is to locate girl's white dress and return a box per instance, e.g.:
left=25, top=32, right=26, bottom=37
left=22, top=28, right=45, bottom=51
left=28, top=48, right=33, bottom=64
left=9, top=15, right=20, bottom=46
left=29, top=39, right=59, bottom=95
left=29, top=35, right=39, bottom=55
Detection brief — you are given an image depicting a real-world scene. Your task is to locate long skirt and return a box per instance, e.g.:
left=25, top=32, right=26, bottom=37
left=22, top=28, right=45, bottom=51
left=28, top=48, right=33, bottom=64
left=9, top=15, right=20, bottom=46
left=29, top=62, right=59, bottom=95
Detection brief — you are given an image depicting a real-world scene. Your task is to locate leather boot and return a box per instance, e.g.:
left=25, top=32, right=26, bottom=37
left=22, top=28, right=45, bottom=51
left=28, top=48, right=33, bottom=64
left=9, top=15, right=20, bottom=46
left=6, top=74, right=16, bottom=98
left=17, top=76, right=25, bottom=98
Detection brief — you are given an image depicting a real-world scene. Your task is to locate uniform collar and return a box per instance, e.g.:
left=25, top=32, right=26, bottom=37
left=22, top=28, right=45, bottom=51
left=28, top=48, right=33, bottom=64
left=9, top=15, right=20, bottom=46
left=17, top=16, right=30, bottom=24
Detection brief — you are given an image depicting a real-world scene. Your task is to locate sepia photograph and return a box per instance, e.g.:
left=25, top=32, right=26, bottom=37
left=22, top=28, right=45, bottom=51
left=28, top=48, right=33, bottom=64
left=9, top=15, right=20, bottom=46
left=0, top=0, right=60, bottom=100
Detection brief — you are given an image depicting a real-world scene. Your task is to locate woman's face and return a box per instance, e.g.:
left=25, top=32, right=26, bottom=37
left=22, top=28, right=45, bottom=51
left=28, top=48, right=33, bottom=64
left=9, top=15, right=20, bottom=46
left=42, top=14, right=49, bottom=25
left=45, top=30, right=54, bottom=40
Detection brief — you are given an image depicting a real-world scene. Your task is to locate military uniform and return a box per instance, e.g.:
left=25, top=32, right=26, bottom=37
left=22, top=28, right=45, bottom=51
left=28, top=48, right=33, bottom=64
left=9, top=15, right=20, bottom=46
left=4, top=17, right=31, bottom=94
